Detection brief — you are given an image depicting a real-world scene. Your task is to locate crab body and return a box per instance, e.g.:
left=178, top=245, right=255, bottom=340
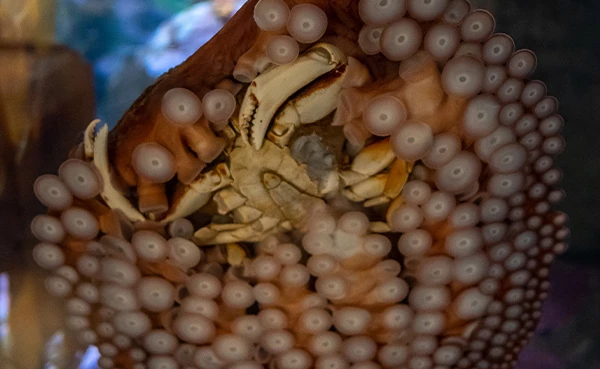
left=194, top=136, right=324, bottom=244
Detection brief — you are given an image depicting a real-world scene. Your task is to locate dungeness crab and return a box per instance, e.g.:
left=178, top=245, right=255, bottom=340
left=87, top=42, right=413, bottom=245
left=30, top=1, right=570, bottom=369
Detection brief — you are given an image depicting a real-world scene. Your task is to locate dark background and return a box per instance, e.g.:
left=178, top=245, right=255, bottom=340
left=475, top=0, right=600, bottom=261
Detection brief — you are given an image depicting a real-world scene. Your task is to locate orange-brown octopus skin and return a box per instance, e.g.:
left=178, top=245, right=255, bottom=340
left=30, top=1, right=569, bottom=369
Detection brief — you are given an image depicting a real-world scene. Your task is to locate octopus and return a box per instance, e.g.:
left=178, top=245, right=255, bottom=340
left=29, top=1, right=569, bottom=369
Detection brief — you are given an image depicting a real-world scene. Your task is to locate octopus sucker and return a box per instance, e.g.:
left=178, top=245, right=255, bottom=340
left=30, top=1, right=568, bottom=369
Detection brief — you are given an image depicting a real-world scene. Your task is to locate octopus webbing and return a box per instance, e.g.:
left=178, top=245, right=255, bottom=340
left=30, top=1, right=569, bottom=369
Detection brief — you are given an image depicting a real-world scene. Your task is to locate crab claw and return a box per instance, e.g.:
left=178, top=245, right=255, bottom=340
left=89, top=121, right=146, bottom=223
left=239, top=43, right=347, bottom=150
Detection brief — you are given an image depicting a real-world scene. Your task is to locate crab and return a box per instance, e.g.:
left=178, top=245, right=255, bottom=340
left=189, top=43, right=415, bottom=244
left=85, top=43, right=412, bottom=245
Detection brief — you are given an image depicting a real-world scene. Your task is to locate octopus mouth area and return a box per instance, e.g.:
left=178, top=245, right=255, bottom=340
left=290, top=133, right=338, bottom=184
left=30, top=1, right=569, bottom=369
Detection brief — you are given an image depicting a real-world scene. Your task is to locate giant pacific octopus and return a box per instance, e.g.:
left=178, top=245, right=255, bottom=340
left=30, top=1, right=569, bottom=369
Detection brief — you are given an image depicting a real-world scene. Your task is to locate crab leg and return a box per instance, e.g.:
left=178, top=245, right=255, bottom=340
left=383, top=159, right=414, bottom=199
left=341, top=174, right=388, bottom=203
left=239, top=43, right=347, bottom=150
left=348, top=159, right=414, bottom=208
left=90, top=121, right=146, bottom=223
left=232, top=206, right=263, bottom=223
left=162, top=163, right=233, bottom=223
left=212, top=188, right=247, bottom=214
left=339, top=138, right=395, bottom=192
left=340, top=139, right=413, bottom=207
left=83, top=119, right=97, bottom=160
left=339, top=139, right=396, bottom=188
left=349, top=138, right=396, bottom=176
